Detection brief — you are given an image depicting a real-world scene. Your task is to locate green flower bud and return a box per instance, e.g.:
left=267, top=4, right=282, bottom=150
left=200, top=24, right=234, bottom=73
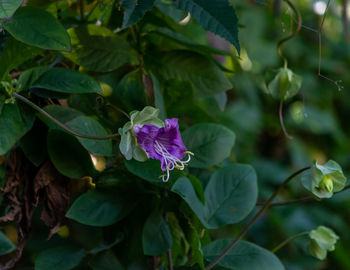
left=318, top=174, right=333, bottom=193
left=308, top=226, right=339, bottom=260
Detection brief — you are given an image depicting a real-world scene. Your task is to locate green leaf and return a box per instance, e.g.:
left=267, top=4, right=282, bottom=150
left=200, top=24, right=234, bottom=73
left=0, top=103, right=35, bottom=155
left=112, top=70, right=146, bottom=111
left=89, top=250, right=125, bottom=270
left=0, top=0, right=23, bottom=18
left=182, top=123, right=235, bottom=168
left=39, top=104, right=83, bottom=130
left=66, top=116, right=113, bottom=157
left=142, top=211, right=172, bottom=255
left=0, top=37, right=41, bottom=81
left=18, top=66, right=50, bottom=91
left=172, top=164, right=258, bottom=229
left=35, top=246, right=85, bottom=270
left=0, top=231, right=16, bottom=256
left=151, top=73, right=166, bottom=120
left=47, top=129, right=95, bottom=178
left=121, top=0, right=155, bottom=28
left=30, top=68, right=103, bottom=94
left=125, top=159, right=186, bottom=187
left=19, top=121, right=47, bottom=166
left=203, top=239, right=285, bottom=270
left=66, top=190, right=136, bottom=227
left=175, top=0, right=240, bottom=53
left=63, top=25, right=138, bottom=72
left=3, top=6, right=71, bottom=51
left=148, top=50, right=232, bottom=97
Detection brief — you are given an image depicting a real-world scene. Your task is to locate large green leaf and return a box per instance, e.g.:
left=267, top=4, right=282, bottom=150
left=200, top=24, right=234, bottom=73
left=3, top=6, right=71, bottom=51
left=203, top=239, right=285, bottom=270
left=149, top=50, right=232, bottom=97
left=30, top=68, right=103, bottom=94
left=171, top=164, right=257, bottom=229
left=0, top=103, right=35, bottom=155
left=0, top=37, right=41, bottom=81
left=39, top=104, right=83, bottom=130
left=0, top=0, right=23, bottom=18
left=66, top=116, right=113, bottom=157
left=142, top=211, right=173, bottom=255
left=63, top=25, right=138, bottom=72
left=89, top=251, right=124, bottom=270
left=121, top=0, right=155, bottom=28
left=47, top=129, right=95, bottom=178
left=112, top=70, right=146, bottom=111
left=175, top=0, right=240, bottom=53
left=125, top=159, right=186, bottom=187
left=66, top=190, right=136, bottom=227
left=182, top=123, right=235, bottom=168
left=35, top=246, right=85, bottom=270
left=0, top=231, right=16, bottom=256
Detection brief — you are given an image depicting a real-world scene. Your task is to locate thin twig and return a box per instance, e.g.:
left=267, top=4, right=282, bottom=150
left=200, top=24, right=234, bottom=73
left=204, top=166, right=311, bottom=270
left=14, top=93, right=119, bottom=140
left=80, top=0, right=86, bottom=22
left=342, top=0, right=349, bottom=41
left=257, top=184, right=350, bottom=208
left=276, top=0, right=302, bottom=69
left=271, top=231, right=309, bottom=253
left=257, top=196, right=313, bottom=207
left=279, top=100, right=293, bottom=139
left=164, top=213, right=174, bottom=270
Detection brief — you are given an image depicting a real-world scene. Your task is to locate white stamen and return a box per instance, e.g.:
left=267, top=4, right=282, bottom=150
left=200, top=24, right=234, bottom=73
left=154, top=141, right=193, bottom=182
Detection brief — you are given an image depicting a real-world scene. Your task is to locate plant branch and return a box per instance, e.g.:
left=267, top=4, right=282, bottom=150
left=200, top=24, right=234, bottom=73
left=343, top=0, right=349, bottom=41
left=277, top=0, right=302, bottom=69
left=204, top=166, right=311, bottom=270
left=279, top=100, right=293, bottom=139
left=80, top=0, right=86, bottom=22
left=165, top=213, right=173, bottom=270
left=271, top=231, right=309, bottom=253
left=14, top=93, right=119, bottom=140
left=257, top=184, right=350, bottom=208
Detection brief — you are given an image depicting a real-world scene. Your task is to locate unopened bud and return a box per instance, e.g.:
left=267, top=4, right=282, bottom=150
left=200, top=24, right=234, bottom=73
left=319, top=174, right=333, bottom=193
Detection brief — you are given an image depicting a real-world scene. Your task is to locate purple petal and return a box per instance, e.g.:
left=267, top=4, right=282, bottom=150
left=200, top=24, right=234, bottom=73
left=133, top=118, right=187, bottom=171
left=133, top=124, right=161, bottom=160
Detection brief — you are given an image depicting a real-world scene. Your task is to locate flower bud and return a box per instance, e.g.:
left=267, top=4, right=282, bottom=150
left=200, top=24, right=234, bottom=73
left=319, top=174, right=333, bottom=193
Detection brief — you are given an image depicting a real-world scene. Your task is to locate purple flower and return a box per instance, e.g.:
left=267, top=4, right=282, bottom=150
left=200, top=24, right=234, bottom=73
left=133, top=118, right=192, bottom=182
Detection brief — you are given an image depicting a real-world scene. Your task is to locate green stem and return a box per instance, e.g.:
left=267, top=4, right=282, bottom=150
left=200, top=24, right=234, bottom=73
left=14, top=93, right=119, bottom=140
left=106, top=103, right=130, bottom=119
left=204, top=166, right=311, bottom=270
left=277, top=0, right=302, bottom=69
left=80, top=0, right=86, bottom=22
left=271, top=231, right=309, bottom=253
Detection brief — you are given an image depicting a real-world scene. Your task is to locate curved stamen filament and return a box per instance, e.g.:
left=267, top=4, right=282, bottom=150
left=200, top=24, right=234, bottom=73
left=154, top=141, right=193, bottom=182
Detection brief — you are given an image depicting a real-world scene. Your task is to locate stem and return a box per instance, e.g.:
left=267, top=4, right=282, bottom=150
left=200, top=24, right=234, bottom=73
left=164, top=213, right=173, bottom=270
left=106, top=103, right=130, bottom=119
left=271, top=231, right=309, bottom=253
left=80, top=0, right=86, bottom=22
left=14, top=93, right=119, bottom=140
left=342, top=0, right=349, bottom=41
left=257, top=196, right=314, bottom=207
left=277, top=0, right=302, bottom=69
left=205, top=167, right=310, bottom=270
left=257, top=184, right=350, bottom=208
left=279, top=100, right=293, bottom=139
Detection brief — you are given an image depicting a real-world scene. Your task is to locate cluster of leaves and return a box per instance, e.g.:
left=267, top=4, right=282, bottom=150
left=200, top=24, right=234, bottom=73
left=0, top=0, right=349, bottom=270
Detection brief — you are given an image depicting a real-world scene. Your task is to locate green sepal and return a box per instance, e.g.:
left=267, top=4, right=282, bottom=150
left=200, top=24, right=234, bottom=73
left=308, top=226, right=339, bottom=260
left=301, top=160, right=347, bottom=199
left=119, top=106, right=164, bottom=161
left=265, top=67, right=302, bottom=101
